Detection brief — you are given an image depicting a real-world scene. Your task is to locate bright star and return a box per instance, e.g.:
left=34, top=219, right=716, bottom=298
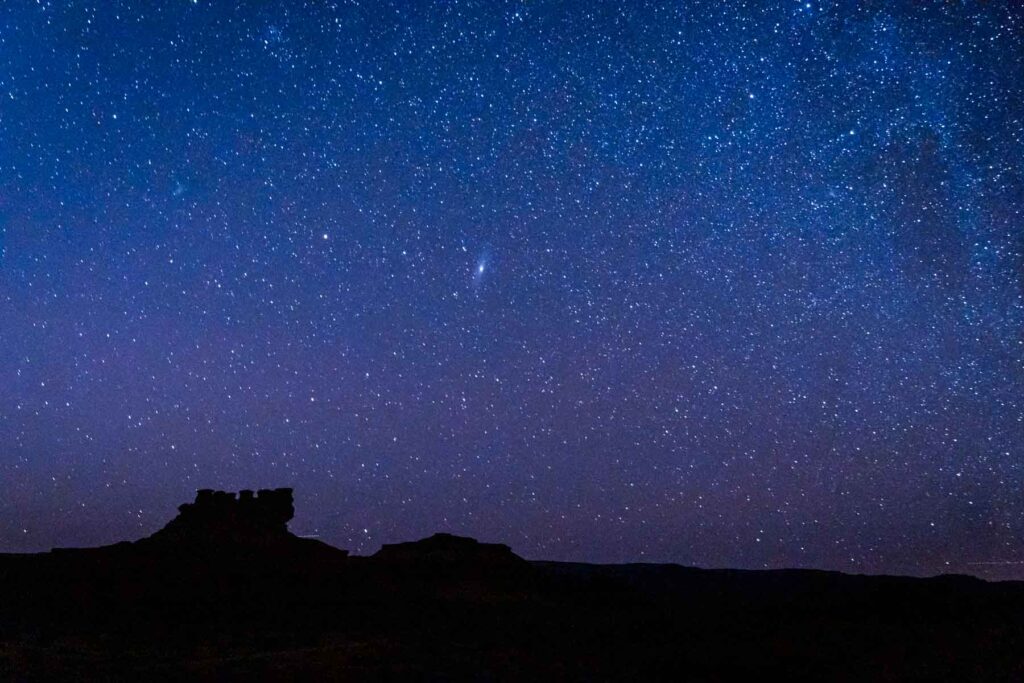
left=473, top=255, right=489, bottom=285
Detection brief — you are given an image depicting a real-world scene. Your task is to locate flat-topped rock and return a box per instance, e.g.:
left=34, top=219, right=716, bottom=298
left=372, top=532, right=524, bottom=565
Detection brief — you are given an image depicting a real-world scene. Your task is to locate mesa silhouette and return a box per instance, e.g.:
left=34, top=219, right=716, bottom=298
left=1, top=489, right=1022, bottom=680
left=148, top=487, right=298, bottom=546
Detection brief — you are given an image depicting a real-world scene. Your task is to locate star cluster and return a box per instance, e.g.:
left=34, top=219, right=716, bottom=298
left=1, top=1, right=1022, bottom=579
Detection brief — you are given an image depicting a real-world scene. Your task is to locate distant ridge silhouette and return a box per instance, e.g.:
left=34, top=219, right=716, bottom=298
left=373, top=532, right=525, bottom=566
left=2, top=487, right=1023, bottom=680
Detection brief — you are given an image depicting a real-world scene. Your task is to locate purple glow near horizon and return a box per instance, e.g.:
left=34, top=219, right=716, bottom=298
left=0, top=1, right=1022, bottom=580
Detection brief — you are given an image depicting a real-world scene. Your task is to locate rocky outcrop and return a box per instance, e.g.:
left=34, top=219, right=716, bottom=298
left=138, top=488, right=346, bottom=561
left=144, top=488, right=295, bottom=546
left=372, top=532, right=524, bottom=566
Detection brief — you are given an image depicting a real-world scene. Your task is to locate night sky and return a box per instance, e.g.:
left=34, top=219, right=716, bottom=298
left=1, top=1, right=1022, bottom=580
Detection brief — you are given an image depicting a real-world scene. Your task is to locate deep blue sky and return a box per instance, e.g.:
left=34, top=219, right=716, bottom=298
left=1, top=1, right=1022, bottom=579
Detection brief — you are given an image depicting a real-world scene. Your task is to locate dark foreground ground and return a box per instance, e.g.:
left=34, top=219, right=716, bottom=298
left=1, top=491, right=1022, bottom=681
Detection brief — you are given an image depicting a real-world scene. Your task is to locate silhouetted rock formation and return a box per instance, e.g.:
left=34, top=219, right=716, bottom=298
left=142, top=487, right=295, bottom=548
left=3, top=488, right=1024, bottom=681
left=372, top=532, right=524, bottom=566
left=131, top=488, right=347, bottom=563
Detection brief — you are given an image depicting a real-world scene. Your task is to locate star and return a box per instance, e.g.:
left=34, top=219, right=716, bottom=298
left=0, top=0, right=1019, bottom=581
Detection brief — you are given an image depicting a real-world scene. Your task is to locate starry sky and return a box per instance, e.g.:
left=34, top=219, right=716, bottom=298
left=1, top=1, right=1022, bottom=580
